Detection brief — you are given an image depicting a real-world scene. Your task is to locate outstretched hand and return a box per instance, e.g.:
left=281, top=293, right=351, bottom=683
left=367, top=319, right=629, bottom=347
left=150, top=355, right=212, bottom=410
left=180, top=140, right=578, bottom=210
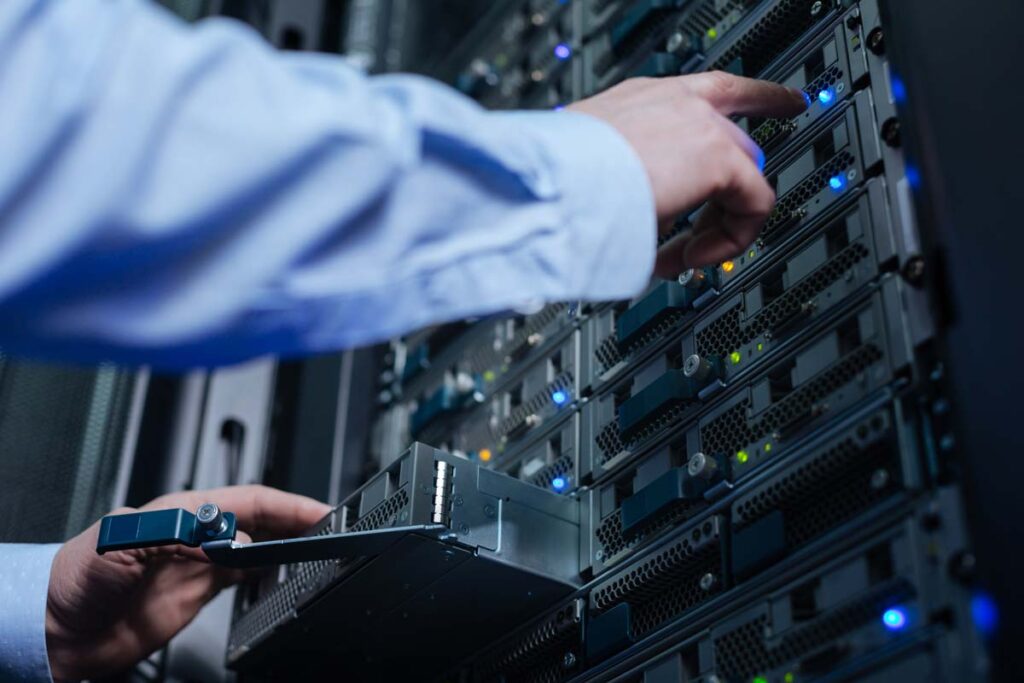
left=569, top=71, right=807, bottom=275
left=45, top=485, right=331, bottom=681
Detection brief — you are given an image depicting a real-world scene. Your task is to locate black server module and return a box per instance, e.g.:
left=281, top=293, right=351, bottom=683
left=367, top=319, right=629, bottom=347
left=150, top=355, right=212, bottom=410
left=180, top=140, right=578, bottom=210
left=215, top=0, right=1016, bottom=681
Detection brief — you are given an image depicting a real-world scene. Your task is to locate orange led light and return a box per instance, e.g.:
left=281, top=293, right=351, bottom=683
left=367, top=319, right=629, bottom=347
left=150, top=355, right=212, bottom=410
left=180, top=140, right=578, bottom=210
left=479, top=449, right=492, bottom=462
left=722, top=260, right=735, bottom=273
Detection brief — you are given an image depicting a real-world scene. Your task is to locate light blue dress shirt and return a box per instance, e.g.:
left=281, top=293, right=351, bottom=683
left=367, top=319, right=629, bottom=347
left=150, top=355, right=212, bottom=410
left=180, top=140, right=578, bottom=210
left=0, top=0, right=656, bottom=679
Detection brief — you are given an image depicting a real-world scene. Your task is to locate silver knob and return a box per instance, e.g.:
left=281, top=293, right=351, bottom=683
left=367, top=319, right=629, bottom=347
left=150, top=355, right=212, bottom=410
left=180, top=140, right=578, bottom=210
left=688, top=452, right=718, bottom=480
left=196, top=503, right=226, bottom=536
left=683, top=354, right=712, bottom=381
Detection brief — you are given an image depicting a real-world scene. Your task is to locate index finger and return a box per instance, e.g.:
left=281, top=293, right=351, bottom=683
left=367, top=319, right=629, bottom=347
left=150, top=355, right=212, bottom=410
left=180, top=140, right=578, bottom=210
left=683, top=71, right=808, bottom=118
left=142, top=484, right=332, bottom=537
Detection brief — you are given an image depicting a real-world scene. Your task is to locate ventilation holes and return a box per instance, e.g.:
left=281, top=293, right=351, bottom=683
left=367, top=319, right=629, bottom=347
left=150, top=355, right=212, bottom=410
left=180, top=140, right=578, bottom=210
left=714, top=580, right=915, bottom=678
left=710, top=0, right=827, bottom=77
left=229, top=519, right=336, bottom=652
left=700, top=344, right=883, bottom=457
left=596, top=420, right=627, bottom=464
left=475, top=602, right=582, bottom=683
left=749, top=65, right=845, bottom=149
left=499, top=371, right=575, bottom=439
left=592, top=530, right=722, bottom=638
left=622, top=309, right=687, bottom=355
left=467, top=304, right=565, bottom=376
left=529, top=454, right=573, bottom=488
left=733, top=434, right=900, bottom=548
left=763, top=151, right=855, bottom=242
left=350, top=488, right=410, bottom=532
left=695, top=243, right=869, bottom=356
left=596, top=8, right=678, bottom=76
left=596, top=332, right=624, bottom=373
left=594, top=497, right=692, bottom=564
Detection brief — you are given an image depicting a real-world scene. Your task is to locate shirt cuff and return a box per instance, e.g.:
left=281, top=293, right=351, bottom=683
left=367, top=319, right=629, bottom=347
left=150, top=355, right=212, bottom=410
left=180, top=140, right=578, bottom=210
left=493, top=109, right=657, bottom=301
left=0, top=544, right=60, bottom=683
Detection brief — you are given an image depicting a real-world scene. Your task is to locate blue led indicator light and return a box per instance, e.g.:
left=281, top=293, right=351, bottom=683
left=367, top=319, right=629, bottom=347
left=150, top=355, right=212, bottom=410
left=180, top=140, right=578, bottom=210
left=551, top=476, right=568, bottom=492
left=905, top=163, right=921, bottom=189
left=971, top=593, right=998, bottom=637
left=818, top=87, right=835, bottom=105
left=554, top=43, right=572, bottom=61
left=552, top=390, right=568, bottom=406
left=829, top=175, right=847, bottom=192
left=882, top=608, right=907, bottom=631
left=891, top=74, right=907, bottom=103
left=553, top=105, right=566, bottom=112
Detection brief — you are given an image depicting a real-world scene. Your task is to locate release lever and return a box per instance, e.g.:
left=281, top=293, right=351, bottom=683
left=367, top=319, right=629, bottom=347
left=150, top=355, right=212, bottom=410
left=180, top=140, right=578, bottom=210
left=96, top=505, right=449, bottom=570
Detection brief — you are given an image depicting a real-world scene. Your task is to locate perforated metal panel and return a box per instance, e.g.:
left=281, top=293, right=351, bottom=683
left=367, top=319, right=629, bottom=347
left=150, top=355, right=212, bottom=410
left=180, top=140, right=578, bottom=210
left=0, top=361, right=135, bottom=542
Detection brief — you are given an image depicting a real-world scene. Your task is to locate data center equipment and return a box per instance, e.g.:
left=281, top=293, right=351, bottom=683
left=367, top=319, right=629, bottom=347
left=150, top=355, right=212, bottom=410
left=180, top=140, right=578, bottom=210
left=100, top=0, right=1020, bottom=680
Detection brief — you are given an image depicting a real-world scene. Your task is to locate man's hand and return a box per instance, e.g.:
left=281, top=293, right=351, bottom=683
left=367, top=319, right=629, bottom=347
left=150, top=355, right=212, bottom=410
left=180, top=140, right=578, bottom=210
left=569, top=71, right=807, bottom=275
left=45, top=485, right=331, bottom=681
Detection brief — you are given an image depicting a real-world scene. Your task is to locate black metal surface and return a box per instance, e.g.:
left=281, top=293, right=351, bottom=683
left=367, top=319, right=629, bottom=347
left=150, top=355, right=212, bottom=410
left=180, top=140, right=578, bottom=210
left=202, top=523, right=447, bottom=568
left=880, top=0, right=1024, bottom=678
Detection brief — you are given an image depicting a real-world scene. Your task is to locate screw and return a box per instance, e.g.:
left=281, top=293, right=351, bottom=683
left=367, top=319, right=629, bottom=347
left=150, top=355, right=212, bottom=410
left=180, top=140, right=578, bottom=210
left=948, top=551, right=977, bottom=584
left=595, top=550, right=604, bottom=560
left=684, top=354, right=712, bottom=381
left=867, top=27, right=885, bottom=54
left=484, top=504, right=496, bottom=518
left=810, top=1, right=823, bottom=16
left=563, top=652, right=577, bottom=669
left=870, top=468, right=890, bottom=490
left=902, top=255, right=926, bottom=286
left=196, top=503, right=226, bottom=536
left=688, top=452, right=718, bottom=480
left=881, top=117, right=901, bottom=147
left=678, top=268, right=707, bottom=289
left=699, top=572, right=717, bottom=591
left=453, top=494, right=464, bottom=507
left=665, top=31, right=687, bottom=53
left=459, top=523, right=470, bottom=535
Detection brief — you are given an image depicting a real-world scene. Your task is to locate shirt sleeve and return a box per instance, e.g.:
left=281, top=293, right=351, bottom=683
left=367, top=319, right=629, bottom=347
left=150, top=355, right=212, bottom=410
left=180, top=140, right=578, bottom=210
left=0, top=0, right=656, bottom=370
left=0, top=544, right=60, bottom=683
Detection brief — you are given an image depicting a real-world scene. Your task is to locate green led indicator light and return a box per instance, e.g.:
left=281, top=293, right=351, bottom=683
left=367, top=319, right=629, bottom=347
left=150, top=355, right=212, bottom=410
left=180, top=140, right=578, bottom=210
left=707, top=27, right=718, bottom=39
left=748, top=249, right=756, bottom=259
left=730, top=351, right=742, bottom=365
left=753, top=677, right=768, bottom=683
left=757, top=342, right=764, bottom=352
left=736, top=450, right=749, bottom=464
left=483, top=370, right=496, bottom=382
left=785, top=674, right=795, bottom=683
left=764, top=442, right=773, bottom=453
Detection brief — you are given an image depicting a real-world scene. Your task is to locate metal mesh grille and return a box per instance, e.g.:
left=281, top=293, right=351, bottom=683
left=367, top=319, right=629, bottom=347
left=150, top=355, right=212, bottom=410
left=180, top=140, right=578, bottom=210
left=0, top=361, right=134, bottom=542
left=700, top=344, right=883, bottom=458
left=529, top=454, right=573, bottom=489
left=592, top=524, right=722, bottom=637
left=709, top=0, right=826, bottom=76
left=474, top=601, right=582, bottom=683
left=763, top=151, right=855, bottom=242
left=714, top=580, right=914, bottom=678
left=695, top=242, right=869, bottom=357
left=229, top=489, right=410, bottom=653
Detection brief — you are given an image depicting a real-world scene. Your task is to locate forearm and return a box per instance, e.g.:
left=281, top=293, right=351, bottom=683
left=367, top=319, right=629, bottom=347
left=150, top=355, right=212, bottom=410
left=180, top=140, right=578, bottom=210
left=0, top=0, right=654, bottom=369
left=0, top=544, right=61, bottom=682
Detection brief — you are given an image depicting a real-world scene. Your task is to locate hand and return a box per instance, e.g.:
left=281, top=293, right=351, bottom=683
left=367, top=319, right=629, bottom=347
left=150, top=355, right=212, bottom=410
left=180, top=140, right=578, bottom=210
left=569, top=71, right=807, bottom=274
left=45, top=485, right=331, bottom=681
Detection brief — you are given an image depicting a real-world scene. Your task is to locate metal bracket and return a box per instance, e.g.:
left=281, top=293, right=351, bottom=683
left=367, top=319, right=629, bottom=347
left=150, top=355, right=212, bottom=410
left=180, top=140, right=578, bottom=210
left=202, top=523, right=450, bottom=569
left=96, top=504, right=450, bottom=569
